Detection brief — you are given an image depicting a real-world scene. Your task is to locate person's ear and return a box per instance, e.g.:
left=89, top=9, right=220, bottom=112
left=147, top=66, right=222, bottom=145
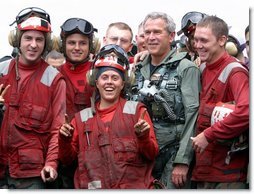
left=219, top=35, right=228, bottom=47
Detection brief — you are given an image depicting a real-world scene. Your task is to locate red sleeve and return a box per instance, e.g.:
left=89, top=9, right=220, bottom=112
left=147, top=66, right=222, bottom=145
left=136, top=105, right=159, bottom=161
left=45, top=78, right=66, bottom=170
left=59, top=118, right=79, bottom=166
left=204, top=70, right=249, bottom=140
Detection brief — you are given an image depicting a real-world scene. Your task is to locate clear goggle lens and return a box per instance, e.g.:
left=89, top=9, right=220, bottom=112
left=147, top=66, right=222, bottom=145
left=95, top=44, right=129, bottom=69
left=13, top=7, right=50, bottom=25
left=181, top=11, right=206, bottom=30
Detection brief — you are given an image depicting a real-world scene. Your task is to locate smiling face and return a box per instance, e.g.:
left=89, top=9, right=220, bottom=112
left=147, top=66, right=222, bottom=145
left=19, top=30, right=45, bottom=65
left=95, top=69, right=124, bottom=109
left=65, top=33, right=90, bottom=63
left=194, top=26, right=227, bottom=65
left=143, top=18, right=175, bottom=64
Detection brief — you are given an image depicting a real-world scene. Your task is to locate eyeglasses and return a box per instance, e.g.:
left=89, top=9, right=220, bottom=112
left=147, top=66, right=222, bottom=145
left=10, top=7, right=50, bottom=26
left=61, top=18, right=97, bottom=36
left=94, top=44, right=129, bottom=69
left=108, top=36, right=130, bottom=45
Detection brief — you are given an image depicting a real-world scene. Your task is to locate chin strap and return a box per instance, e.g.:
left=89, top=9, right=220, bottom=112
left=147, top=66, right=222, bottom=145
left=90, top=91, right=96, bottom=115
left=15, top=56, right=20, bottom=81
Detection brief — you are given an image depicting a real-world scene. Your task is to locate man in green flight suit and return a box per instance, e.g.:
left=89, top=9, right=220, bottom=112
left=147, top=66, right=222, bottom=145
left=131, top=11, right=201, bottom=189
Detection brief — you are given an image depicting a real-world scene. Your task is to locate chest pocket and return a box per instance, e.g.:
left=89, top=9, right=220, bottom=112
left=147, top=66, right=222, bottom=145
left=112, top=138, right=140, bottom=163
left=14, top=101, right=50, bottom=133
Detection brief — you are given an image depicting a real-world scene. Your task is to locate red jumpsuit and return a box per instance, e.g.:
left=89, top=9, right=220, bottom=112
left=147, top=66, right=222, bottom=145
left=0, top=59, right=66, bottom=178
left=59, top=97, right=159, bottom=189
left=192, top=52, right=249, bottom=182
left=58, top=61, right=94, bottom=120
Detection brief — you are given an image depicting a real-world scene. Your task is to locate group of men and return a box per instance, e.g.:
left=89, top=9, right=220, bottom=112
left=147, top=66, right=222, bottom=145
left=0, top=6, right=249, bottom=189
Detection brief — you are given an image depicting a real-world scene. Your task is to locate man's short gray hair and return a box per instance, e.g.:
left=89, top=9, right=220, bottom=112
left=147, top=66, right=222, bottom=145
left=143, top=12, right=176, bottom=34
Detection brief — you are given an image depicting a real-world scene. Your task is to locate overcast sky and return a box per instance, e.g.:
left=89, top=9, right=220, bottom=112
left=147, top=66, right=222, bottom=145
left=0, top=0, right=251, bottom=58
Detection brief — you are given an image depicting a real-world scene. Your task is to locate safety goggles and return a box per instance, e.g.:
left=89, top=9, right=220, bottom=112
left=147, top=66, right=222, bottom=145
left=10, top=7, right=50, bottom=26
left=95, top=44, right=129, bottom=69
left=177, top=11, right=206, bottom=36
left=61, top=18, right=97, bottom=36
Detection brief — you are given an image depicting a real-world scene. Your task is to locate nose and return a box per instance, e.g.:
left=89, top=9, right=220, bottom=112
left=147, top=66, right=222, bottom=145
left=106, top=77, right=113, bottom=83
left=30, top=39, right=37, bottom=48
left=194, top=40, right=201, bottom=49
left=74, top=42, right=81, bottom=50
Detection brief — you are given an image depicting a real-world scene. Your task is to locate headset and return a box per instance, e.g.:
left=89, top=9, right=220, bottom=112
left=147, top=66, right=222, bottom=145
left=86, top=44, right=135, bottom=87
left=225, top=35, right=241, bottom=57
left=8, top=15, right=53, bottom=55
left=54, top=33, right=99, bottom=55
left=8, top=28, right=53, bottom=54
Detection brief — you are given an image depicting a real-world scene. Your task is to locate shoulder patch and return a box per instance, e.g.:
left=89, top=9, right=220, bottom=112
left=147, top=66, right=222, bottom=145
left=0, top=59, right=12, bottom=76
left=41, top=66, right=59, bottom=86
left=123, top=101, right=138, bottom=115
left=218, top=62, right=247, bottom=83
left=80, top=108, right=94, bottom=122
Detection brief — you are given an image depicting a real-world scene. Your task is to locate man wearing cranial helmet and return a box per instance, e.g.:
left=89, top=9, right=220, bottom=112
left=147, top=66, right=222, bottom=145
left=0, top=7, right=66, bottom=189
left=55, top=17, right=98, bottom=189
left=58, top=44, right=159, bottom=189
left=177, top=11, right=207, bottom=66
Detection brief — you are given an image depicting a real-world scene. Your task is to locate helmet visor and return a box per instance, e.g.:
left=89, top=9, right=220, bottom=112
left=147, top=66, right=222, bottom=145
left=61, top=18, right=97, bottom=36
left=14, top=7, right=50, bottom=25
left=181, top=11, right=206, bottom=28
left=177, top=11, right=206, bottom=36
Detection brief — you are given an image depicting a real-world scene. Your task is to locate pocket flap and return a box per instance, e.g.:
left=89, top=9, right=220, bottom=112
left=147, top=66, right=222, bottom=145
left=113, top=138, right=137, bottom=153
left=19, top=148, right=44, bottom=164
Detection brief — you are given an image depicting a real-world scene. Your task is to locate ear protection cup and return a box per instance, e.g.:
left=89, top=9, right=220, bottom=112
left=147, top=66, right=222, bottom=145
left=51, top=35, right=62, bottom=52
left=225, top=41, right=238, bottom=57
left=225, top=34, right=241, bottom=57
left=8, top=29, right=20, bottom=48
left=45, top=33, right=53, bottom=52
left=86, top=68, right=98, bottom=87
left=91, top=36, right=101, bottom=55
left=124, top=69, right=135, bottom=87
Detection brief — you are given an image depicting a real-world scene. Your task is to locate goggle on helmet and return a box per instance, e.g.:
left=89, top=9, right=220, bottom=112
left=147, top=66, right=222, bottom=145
left=93, top=44, right=129, bottom=72
left=60, top=18, right=97, bottom=38
left=177, top=11, right=207, bottom=36
left=17, top=16, right=51, bottom=32
left=10, top=7, right=51, bottom=26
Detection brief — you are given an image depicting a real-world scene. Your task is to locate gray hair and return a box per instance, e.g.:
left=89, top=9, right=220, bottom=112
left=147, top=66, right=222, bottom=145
left=143, top=12, right=176, bottom=34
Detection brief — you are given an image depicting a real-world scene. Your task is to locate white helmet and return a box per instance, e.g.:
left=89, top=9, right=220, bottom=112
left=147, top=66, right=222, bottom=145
left=211, top=102, right=235, bottom=125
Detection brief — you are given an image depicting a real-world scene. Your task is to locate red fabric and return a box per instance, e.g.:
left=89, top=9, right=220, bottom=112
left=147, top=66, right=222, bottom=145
left=128, top=56, right=134, bottom=64
left=59, top=98, right=158, bottom=188
left=60, top=61, right=92, bottom=92
left=192, top=52, right=249, bottom=182
left=58, top=61, right=94, bottom=120
left=0, top=58, right=66, bottom=178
